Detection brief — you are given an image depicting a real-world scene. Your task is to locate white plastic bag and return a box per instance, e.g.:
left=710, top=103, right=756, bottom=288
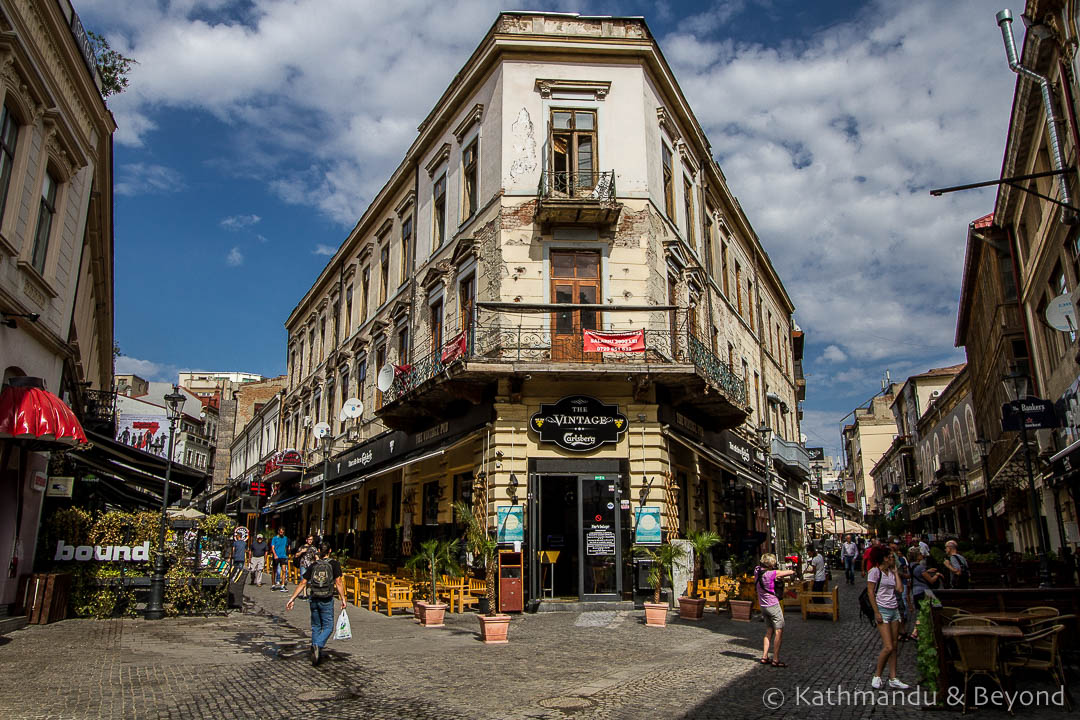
left=334, top=608, right=352, bottom=640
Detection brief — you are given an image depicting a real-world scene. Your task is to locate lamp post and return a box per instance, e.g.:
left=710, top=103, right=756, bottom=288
left=1004, top=370, right=1053, bottom=587
left=319, top=433, right=330, bottom=540
left=757, top=422, right=776, bottom=555
left=145, top=385, right=187, bottom=620
left=975, top=437, right=993, bottom=545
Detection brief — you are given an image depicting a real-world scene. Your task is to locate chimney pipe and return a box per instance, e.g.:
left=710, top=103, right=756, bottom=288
left=996, top=9, right=1077, bottom=224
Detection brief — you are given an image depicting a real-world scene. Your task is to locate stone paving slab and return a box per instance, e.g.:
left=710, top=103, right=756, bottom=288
left=0, top=580, right=1071, bottom=719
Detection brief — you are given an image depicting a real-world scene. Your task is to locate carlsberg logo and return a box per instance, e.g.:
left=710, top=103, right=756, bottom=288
left=54, top=540, right=150, bottom=562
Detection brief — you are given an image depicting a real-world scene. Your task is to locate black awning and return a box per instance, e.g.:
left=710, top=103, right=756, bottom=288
left=82, top=429, right=208, bottom=495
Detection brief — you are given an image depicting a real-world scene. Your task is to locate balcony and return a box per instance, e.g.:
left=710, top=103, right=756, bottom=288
left=535, top=170, right=620, bottom=226
left=378, top=305, right=748, bottom=430
left=78, top=388, right=117, bottom=436
left=770, top=436, right=811, bottom=479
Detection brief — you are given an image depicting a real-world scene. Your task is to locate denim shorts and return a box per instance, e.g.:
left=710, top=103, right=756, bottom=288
left=879, top=606, right=902, bottom=624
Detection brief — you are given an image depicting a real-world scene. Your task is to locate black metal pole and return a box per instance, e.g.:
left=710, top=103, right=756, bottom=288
left=1019, top=421, right=1052, bottom=587
left=145, top=418, right=177, bottom=620
left=319, top=442, right=329, bottom=540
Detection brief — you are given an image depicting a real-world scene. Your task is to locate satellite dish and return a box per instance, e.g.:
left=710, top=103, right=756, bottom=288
left=314, top=422, right=332, bottom=439
left=338, top=407, right=348, bottom=423
left=376, top=364, right=395, bottom=392
left=342, top=397, right=363, bottom=419
left=1045, top=292, right=1076, bottom=332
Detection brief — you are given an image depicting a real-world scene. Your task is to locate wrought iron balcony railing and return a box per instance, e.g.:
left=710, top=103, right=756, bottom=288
left=382, top=306, right=748, bottom=408
left=537, top=170, right=616, bottom=202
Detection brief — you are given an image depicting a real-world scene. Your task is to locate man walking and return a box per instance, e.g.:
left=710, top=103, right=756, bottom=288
left=809, top=544, right=827, bottom=603
left=943, top=540, right=970, bottom=589
left=294, top=535, right=317, bottom=600
left=271, top=528, right=289, bottom=591
left=842, top=534, right=858, bottom=585
left=229, top=529, right=248, bottom=574
left=286, top=542, right=346, bottom=666
left=248, top=534, right=268, bottom=586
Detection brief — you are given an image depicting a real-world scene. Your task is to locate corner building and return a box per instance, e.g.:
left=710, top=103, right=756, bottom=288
left=270, top=13, right=806, bottom=607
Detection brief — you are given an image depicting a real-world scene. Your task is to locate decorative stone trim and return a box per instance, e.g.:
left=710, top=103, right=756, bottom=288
left=450, top=237, right=478, bottom=268
left=535, top=78, right=610, bottom=100
left=376, top=217, right=394, bottom=240
left=358, top=241, right=374, bottom=264
left=657, top=106, right=680, bottom=141
left=425, top=142, right=451, bottom=177
left=394, top=190, right=416, bottom=217
left=452, top=104, right=484, bottom=143
left=676, top=139, right=698, bottom=178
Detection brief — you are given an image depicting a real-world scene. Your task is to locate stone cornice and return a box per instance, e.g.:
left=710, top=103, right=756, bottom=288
left=535, top=78, right=610, bottom=101
left=425, top=142, right=451, bottom=177
left=452, top=103, right=484, bottom=143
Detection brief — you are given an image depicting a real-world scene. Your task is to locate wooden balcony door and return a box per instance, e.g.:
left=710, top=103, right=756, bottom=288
left=551, top=250, right=601, bottom=362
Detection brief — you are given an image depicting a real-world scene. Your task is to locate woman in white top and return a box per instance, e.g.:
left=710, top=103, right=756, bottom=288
left=867, top=545, right=909, bottom=690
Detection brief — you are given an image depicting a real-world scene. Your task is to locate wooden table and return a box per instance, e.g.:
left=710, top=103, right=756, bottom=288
left=969, top=611, right=1056, bottom=624
left=942, top=625, right=1023, bottom=639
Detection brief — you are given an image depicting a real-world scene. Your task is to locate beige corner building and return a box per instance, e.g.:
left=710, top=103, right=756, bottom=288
left=268, top=13, right=808, bottom=606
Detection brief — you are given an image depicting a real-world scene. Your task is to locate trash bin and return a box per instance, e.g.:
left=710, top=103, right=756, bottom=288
left=498, top=551, right=522, bottom=613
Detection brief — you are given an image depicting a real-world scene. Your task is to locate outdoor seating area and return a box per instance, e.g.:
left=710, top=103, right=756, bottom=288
left=928, top=589, right=1078, bottom=712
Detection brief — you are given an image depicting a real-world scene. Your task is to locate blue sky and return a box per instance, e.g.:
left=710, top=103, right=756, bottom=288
left=79, top=0, right=1023, bottom=458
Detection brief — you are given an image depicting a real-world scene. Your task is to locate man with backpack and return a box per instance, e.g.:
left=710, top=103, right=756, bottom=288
left=286, top=542, right=346, bottom=666
left=943, top=540, right=970, bottom=589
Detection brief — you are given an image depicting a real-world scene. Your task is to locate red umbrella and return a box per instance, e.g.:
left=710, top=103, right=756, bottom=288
left=0, top=376, right=87, bottom=448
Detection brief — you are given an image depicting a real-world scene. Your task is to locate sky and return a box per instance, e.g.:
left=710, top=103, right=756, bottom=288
left=78, top=0, right=1025, bottom=459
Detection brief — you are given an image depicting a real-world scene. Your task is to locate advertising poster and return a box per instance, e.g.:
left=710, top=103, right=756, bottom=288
left=496, top=505, right=524, bottom=544
left=115, top=414, right=174, bottom=459
left=634, top=506, right=662, bottom=545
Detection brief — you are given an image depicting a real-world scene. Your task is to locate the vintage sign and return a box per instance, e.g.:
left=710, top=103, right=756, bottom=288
left=1001, top=397, right=1061, bottom=432
left=582, top=329, right=645, bottom=353
left=496, top=505, right=524, bottom=543
left=634, top=506, right=662, bottom=544
left=54, top=540, right=150, bottom=562
left=530, top=396, right=627, bottom=452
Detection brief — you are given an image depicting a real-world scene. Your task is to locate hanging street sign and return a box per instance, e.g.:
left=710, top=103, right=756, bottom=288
left=1001, top=396, right=1061, bottom=432
left=530, top=395, right=628, bottom=452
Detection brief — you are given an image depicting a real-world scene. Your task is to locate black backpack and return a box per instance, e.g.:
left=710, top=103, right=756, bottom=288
left=858, top=588, right=876, bottom=627
left=308, top=559, right=335, bottom=600
left=950, top=554, right=970, bottom=589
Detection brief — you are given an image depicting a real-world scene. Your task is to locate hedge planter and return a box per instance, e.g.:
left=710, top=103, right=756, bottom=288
left=644, top=602, right=668, bottom=627
left=477, top=614, right=511, bottom=644
left=730, top=599, right=753, bottom=622
left=679, top=596, right=706, bottom=620
left=417, top=601, right=447, bottom=627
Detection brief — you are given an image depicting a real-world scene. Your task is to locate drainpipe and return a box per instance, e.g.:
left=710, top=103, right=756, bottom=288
left=996, top=9, right=1077, bottom=224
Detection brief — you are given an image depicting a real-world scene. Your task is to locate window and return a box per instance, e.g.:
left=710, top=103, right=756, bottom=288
left=550, top=109, right=596, bottom=194
left=462, top=140, right=478, bottom=219
left=319, top=317, right=326, bottom=361
left=754, top=372, right=760, bottom=419
left=361, top=266, right=370, bottom=322
left=344, top=285, right=353, bottom=337
left=400, top=215, right=413, bottom=287
left=721, top=238, right=729, bottom=296
left=459, top=273, right=475, bottom=331
left=313, top=391, right=322, bottom=424
left=728, top=343, right=735, bottom=371
left=340, top=368, right=350, bottom=404
left=331, top=303, right=339, bottom=349
left=734, top=261, right=743, bottom=315
left=0, top=106, right=18, bottom=225
left=430, top=299, right=443, bottom=354
left=357, top=355, right=368, bottom=386
left=683, top=177, right=695, bottom=246
left=433, top=174, right=447, bottom=248
left=703, top=211, right=714, bottom=277
left=422, top=480, right=440, bottom=526
left=379, top=243, right=389, bottom=305
left=374, top=344, right=386, bottom=410
left=308, top=329, right=315, bottom=370
left=748, top=281, right=755, bottom=331
left=662, top=143, right=674, bottom=218
left=31, top=171, right=57, bottom=274
left=397, top=326, right=409, bottom=362
left=290, top=350, right=297, bottom=384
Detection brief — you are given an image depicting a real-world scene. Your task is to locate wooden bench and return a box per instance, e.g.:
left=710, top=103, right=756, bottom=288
left=801, top=585, right=839, bottom=621
left=375, top=580, right=413, bottom=616
left=783, top=580, right=810, bottom=609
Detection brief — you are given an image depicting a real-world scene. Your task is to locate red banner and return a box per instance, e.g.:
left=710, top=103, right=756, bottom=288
left=441, top=331, right=467, bottom=363
left=583, top=329, right=645, bottom=353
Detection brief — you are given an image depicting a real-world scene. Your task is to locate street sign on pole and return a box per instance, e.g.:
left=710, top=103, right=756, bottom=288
left=1001, top=397, right=1061, bottom=432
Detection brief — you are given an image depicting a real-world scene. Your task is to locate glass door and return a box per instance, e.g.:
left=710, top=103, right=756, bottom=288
left=579, top=474, right=621, bottom=600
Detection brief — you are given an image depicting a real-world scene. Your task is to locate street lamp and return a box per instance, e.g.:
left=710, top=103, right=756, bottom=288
left=756, top=422, right=777, bottom=555
left=1003, top=369, right=1053, bottom=587
left=145, top=385, right=187, bottom=620
left=975, top=436, right=993, bottom=545
left=319, top=433, right=331, bottom=539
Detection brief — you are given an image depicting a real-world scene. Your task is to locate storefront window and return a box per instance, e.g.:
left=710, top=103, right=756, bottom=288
left=423, top=481, right=440, bottom=526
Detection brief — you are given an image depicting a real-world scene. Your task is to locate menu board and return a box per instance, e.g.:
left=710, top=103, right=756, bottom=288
left=586, top=528, right=616, bottom=556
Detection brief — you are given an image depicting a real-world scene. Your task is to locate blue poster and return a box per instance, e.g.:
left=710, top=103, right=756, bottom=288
left=496, top=505, right=524, bottom=543
left=634, top=506, right=662, bottom=545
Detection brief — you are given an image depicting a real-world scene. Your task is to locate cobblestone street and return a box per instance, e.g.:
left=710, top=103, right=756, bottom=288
left=0, top=581, right=1071, bottom=719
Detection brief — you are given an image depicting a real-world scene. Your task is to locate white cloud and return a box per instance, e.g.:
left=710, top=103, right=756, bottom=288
left=220, top=214, right=261, bottom=230
left=115, top=355, right=175, bottom=382
left=313, top=244, right=336, bottom=256
left=226, top=246, right=244, bottom=266
left=114, top=162, right=184, bottom=196
left=821, top=345, right=847, bottom=363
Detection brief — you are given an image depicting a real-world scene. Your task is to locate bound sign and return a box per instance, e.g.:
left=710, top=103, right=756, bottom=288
left=530, top=395, right=628, bottom=452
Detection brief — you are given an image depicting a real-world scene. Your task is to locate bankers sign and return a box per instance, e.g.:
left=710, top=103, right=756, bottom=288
left=530, top=396, right=628, bottom=452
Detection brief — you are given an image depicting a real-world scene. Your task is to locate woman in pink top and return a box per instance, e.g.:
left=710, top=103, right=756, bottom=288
left=755, top=553, right=796, bottom=667
left=867, top=545, right=910, bottom=689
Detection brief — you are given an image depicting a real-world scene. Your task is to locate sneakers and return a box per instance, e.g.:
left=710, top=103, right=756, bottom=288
left=871, top=676, right=883, bottom=689
left=888, top=678, right=910, bottom=690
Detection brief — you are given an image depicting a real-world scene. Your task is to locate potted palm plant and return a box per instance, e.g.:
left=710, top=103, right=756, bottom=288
left=405, top=538, right=460, bottom=627
left=634, top=543, right=678, bottom=627
left=679, top=529, right=721, bottom=620
left=454, top=501, right=510, bottom=643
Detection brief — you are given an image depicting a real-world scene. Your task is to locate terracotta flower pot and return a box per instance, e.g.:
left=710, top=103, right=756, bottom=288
left=417, top=601, right=447, bottom=627
left=679, top=596, right=706, bottom=620
left=643, top=602, right=668, bottom=627
left=413, top=599, right=422, bottom=622
left=477, top=613, right=511, bottom=644
left=729, top=599, right=753, bottom=622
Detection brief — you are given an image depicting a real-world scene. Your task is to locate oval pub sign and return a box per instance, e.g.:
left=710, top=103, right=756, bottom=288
left=530, top=395, right=628, bottom=452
